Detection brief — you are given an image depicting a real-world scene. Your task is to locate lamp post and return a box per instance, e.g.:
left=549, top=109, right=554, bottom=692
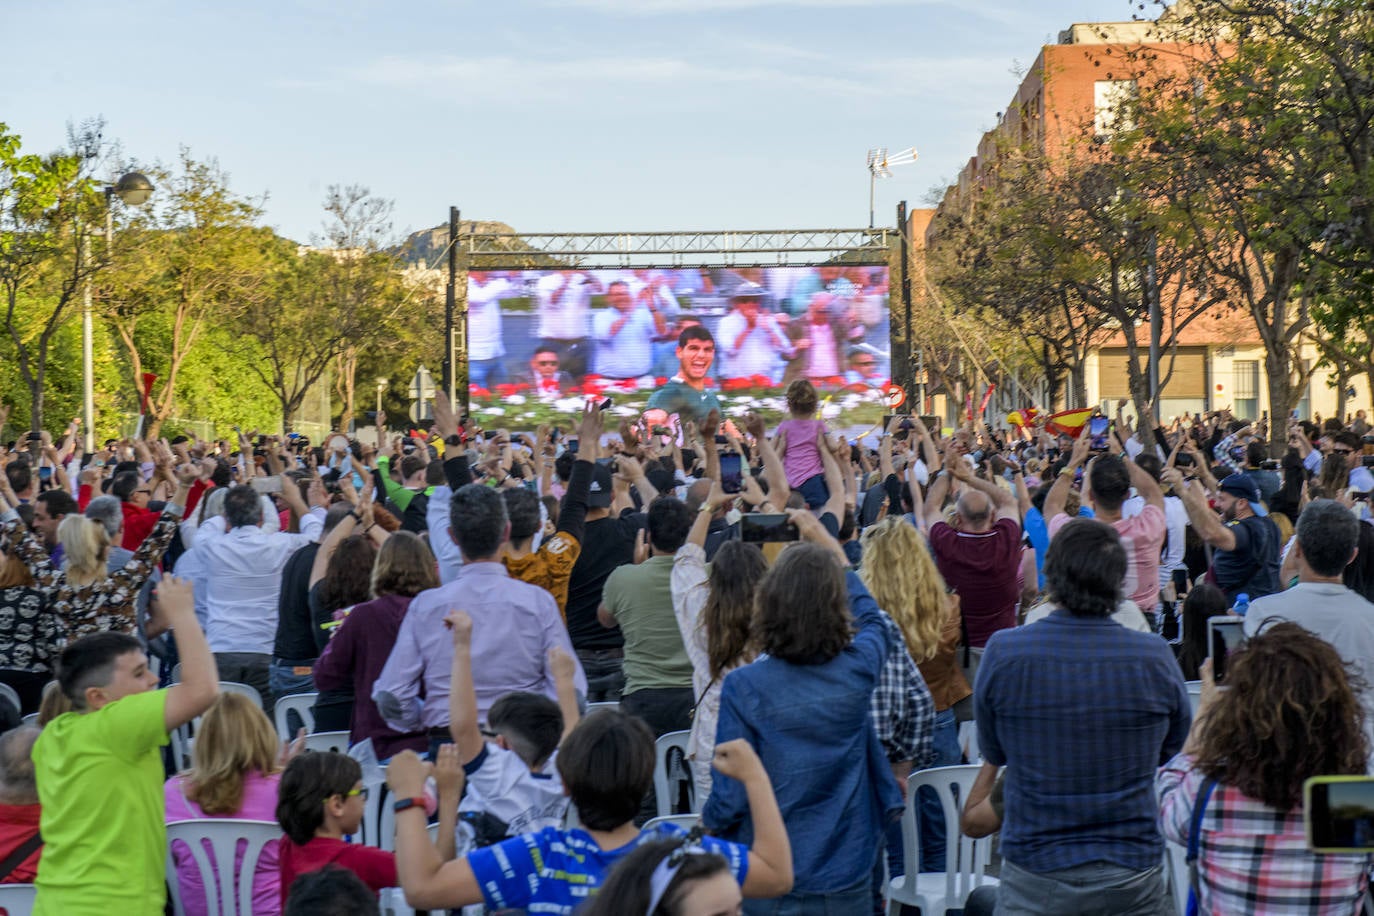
left=867, top=147, right=917, bottom=229
left=375, top=377, right=389, bottom=429
left=83, top=172, right=155, bottom=451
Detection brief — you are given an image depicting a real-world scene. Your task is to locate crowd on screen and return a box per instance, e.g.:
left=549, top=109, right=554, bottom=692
left=467, top=266, right=891, bottom=395
left=3, top=392, right=1374, bottom=915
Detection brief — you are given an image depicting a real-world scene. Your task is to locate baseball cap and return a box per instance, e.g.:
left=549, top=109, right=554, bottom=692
left=1218, top=473, right=1268, bottom=517
left=587, top=464, right=613, bottom=508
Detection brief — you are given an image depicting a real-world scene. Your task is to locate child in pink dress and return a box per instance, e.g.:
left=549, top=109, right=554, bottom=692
left=772, top=379, right=830, bottom=509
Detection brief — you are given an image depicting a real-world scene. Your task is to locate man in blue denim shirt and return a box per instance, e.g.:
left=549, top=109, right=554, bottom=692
left=704, top=514, right=902, bottom=914
left=976, top=518, right=1190, bottom=915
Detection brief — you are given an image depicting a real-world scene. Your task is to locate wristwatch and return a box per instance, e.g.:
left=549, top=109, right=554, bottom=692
left=444, top=435, right=464, bottom=448
left=393, top=797, right=427, bottom=814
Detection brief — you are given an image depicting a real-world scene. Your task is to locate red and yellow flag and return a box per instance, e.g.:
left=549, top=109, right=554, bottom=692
left=1045, top=408, right=1094, bottom=438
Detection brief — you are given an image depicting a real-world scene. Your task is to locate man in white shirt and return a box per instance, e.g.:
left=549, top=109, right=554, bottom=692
left=591, top=281, right=662, bottom=379
left=715, top=285, right=794, bottom=383
left=194, top=480, right=327, bottom=709
left=535, top=271, right=600, bottom=380
left=468, top=272, right=519, bottom=390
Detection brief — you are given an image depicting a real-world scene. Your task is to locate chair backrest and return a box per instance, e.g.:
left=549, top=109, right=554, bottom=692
left=653, top=730, right=695, bottom=819
left=0, top=882, right=37, bottom=916
left=274, top=692, right=318, bottom=739
left=218, top=681, right=262, bottom=708
left=957, top=720, right=981, bottom=764
left=0, top=682, right=22, bottom=718
left=585, top=701, right=620, bottom=714
left=20, top=713, right=38, bottom=728
left=165, top=818, right=280, bottom=916
left=643, top=814, right=699, bottom=832
left=902, top=765, right=995, bottom=905
left=1186, top=681, right=1203, bottom=715
left=302, top=731, right=351, bottom=755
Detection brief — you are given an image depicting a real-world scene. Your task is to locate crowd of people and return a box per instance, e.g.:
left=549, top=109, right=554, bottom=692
left=2, top=390, right=1374, bottom=915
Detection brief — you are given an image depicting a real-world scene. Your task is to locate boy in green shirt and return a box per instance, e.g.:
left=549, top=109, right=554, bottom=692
left=32, top=576, right=220, bottom=916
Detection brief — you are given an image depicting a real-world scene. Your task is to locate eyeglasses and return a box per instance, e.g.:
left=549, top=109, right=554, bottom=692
left=345, top=786, right=369, bottom=800
left=1334, top=448, right=1354, bottom=456
left=135, top=489, right=152, bottom=496
left=535, top=360, right=559, bottom=367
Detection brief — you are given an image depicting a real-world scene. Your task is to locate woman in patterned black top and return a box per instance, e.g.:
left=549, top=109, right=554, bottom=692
left=0, top=549, right=58, bottom=713
left=0, top=465, right=197, bottom=646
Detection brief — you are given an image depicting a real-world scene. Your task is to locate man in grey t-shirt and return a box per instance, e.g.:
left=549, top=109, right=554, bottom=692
left=1246, top=500, right=1374, bottom=741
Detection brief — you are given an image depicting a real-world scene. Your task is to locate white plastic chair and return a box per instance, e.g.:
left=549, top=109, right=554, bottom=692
left=164, top=818, right=280, bottom=916
left=653, top=730, right=696, bottom=818
left=20, top=713, right=38, bottom=727
left=1165, top=839, right=1189, bottom=915
left=302, top=731, right=351, bottom=754
left=957, top=721, right=981, bottom=764
left=1186, top=680, right=1203, bottom=715
left=169, top=683, right=267, bottom=771
left=644, top=814, right=698, bottom=832
left=0, top=682, right=22, bottom=716
left=274, top=692, right=318, bottom=739
left=585, top=701, right=620, bottom=714
left=886, top=764, right=997, bottom=916
left=0, top=883, right=36, bottom=916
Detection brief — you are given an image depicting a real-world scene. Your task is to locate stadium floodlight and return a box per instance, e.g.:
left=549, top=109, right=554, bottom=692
left=867, top=147, right=918, bottom=228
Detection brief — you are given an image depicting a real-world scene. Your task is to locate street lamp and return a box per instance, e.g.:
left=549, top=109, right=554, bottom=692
left=867, top=147, right=917, bottom=229
left=83, top=171, right=155, bottom=450
left=376, top=377, right=389, bottom=428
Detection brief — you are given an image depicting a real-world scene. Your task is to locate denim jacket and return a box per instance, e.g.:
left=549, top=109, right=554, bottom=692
left=703, top=571, right=903, bottom=893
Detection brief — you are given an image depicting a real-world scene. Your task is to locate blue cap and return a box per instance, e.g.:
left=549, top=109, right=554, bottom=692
left=1218, top=473, right=1267, bottom=517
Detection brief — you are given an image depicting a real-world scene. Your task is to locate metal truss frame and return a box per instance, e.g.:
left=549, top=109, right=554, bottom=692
left=458, top=227, right=893, bottom=268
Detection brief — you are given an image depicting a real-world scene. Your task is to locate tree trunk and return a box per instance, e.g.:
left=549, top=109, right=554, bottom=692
left=1264, top=347, right=1297, bottom=452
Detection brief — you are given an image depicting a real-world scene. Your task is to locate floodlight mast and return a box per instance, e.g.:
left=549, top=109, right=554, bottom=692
left=867, top=147, right=917, bottom=229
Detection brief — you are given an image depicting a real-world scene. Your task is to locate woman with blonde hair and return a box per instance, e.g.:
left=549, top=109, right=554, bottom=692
left=165, top=691, right=290, bottom=916
left=859, top=515, right=970, bottom=873
left=314, top=530, right=439, bottom=757
left=0, top=466, right=195, bottom=642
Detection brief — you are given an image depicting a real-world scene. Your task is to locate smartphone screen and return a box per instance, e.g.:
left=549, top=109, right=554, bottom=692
left=250, top=476, right=283, bottom=495
left=720, top=452, right=743, bottom=494
left=1208, top=616, right=1246, bottom=683
left=740, top=512, right=799, bottom=544
left=1088, top=416, right=1110, bottom=451
left=1306, top=777, right=1374, bottom=852
left=567, top=439, right=579, bottom=455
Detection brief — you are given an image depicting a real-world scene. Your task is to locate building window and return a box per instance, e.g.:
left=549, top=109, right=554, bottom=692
left=1094, top=79, right=1138, bottom=137
left=1233, top=359, right=1260, bottom=421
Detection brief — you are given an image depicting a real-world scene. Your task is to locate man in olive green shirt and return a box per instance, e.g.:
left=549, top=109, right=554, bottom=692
left=597, top=495, right=696, bottom=738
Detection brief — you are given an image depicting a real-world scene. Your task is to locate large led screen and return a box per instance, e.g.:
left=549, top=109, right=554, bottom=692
left=466, top=265, right=891, bottom=426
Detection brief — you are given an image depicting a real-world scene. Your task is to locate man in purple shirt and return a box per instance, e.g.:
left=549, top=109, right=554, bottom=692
left=372, top=484, right=586, bottom=756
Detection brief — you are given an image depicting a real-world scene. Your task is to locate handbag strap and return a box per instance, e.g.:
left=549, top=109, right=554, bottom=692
left=1185, top=777, right=1219, bottom=916
left=0, top=831, right=42, bottom=882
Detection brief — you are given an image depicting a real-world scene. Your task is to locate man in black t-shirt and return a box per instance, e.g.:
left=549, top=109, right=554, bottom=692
left=563, top=463, right=645, bottom=702
left=1167, top=470, right=1281, bottom=602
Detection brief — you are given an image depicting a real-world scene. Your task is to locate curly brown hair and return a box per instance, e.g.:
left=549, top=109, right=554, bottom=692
left=752, top=542, right=851, bottom=664
left=1193, top=622, right=1367, bottom=810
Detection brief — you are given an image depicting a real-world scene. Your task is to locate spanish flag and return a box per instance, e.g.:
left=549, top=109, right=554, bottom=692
left=1045, top=408, right=1094, bottom=438
left=1006, top=408, right=1042, bottom=430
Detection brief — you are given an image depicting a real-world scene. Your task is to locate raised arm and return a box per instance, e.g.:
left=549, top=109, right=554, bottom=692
left=158, top=576, right=220, bottom=732
left=950, top=453, right=1018, bottom=525
left=444, top=611, right=485, bottom=765
left=1162, top=468, right=1235, bottom=552
left=745, top=412, right=789, bottom=506
left=1044, top=433, right=1091, bottom=521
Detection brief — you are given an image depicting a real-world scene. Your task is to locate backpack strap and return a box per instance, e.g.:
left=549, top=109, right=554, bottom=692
left=0, top=831, right=42, bottom=882
left=1185, top=777, right=1219, bottom=916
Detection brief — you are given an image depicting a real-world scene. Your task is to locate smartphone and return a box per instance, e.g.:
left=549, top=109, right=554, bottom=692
left=250, top=476, right=283, bottom=495
left=1088, top=416, right=1110, bottom=451
left=1175, top=451, right=1196, bottom=468
left=600, top=397, right=614, bottom=411
left=720, top=452, right=743, bottom=494
left=884, top=414, right=913, bottom=442
left=566, top=439, right=579, bottom=455
left=1363, top=455, right=1374, bottom=468
left=1208, top=616, right=1246, bottom=683
left=921, top=415, right=942, bottom=435
left=1305, top=776, right=1374, bottom=852
left=740, top=512, right=799, bottom=543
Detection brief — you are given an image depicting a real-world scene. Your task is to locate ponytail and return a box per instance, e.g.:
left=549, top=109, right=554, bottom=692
left=58, top=515, right=110, bottom=585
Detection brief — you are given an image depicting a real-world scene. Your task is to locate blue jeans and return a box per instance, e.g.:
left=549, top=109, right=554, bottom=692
left=269, top=661, right=317, bottom=734
left=997, top=859, right=1172, bottom=916
left=576, top=649, right=625, bottom=703
left=916, top=707, right=962, bottom=872
left=743, top=876, right=870, bottom=915
left=469, top=358, right=504, bottom=390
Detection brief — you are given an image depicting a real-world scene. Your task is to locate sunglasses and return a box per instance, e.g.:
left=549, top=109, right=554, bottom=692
left=1334, top=448, right=1354, bottom=456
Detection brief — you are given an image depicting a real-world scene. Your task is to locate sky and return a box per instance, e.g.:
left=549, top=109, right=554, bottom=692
left=1, top=0, right=1144, bottom=246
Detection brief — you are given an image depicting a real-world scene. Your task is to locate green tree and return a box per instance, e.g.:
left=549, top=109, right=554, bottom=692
left=0, top=120, right=108, bottom=434
left=101, top=150, right=273, bottom=438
